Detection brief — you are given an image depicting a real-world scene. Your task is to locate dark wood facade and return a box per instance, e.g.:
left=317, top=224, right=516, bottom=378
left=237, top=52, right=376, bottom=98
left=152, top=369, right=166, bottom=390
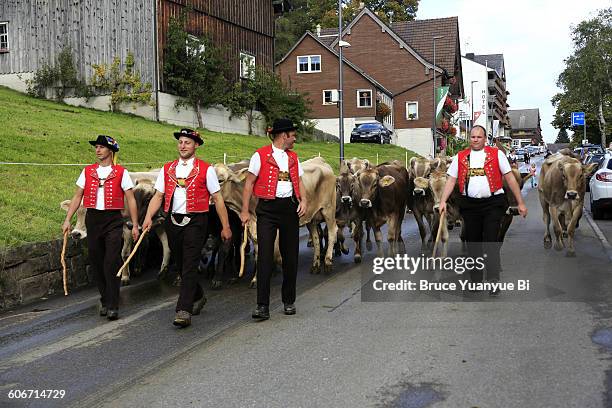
left=157, top=0, right=275, bottom=88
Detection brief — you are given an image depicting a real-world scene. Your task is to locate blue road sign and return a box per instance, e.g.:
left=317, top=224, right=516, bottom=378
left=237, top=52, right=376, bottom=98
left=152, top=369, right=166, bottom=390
left=571, top=112, right=585, bottom=126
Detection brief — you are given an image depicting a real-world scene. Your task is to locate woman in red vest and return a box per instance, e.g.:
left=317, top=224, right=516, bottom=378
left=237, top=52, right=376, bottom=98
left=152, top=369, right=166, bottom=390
left=439, top=125, right=527, bottom=296
left=240, top=119, right=308, bottom=320
left=62, top=135, right=140, bottom=320
left=142, top=129, right=232, bottom=328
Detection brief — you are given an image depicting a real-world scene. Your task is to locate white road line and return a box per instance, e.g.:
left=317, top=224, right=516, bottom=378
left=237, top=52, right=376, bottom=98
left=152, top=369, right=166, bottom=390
left=584, top=207, right=612, bottom=262
left=0, top=300, right=175, bottom=371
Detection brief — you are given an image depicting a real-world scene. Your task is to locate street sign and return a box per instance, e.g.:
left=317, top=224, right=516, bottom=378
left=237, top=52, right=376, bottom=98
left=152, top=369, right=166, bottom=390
left=571, top=112, right=585, bottom=126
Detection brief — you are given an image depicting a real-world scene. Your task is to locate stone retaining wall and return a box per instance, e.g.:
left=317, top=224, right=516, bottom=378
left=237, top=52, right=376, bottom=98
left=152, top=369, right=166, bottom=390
left=0, top=239, right=91, bottom=310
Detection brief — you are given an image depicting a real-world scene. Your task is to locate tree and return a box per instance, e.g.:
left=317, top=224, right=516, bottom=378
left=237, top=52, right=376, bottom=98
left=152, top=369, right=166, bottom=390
left=226, top=64, right=312, bottom=138
left=163, top=15, right=230, bottom=128
left=553, top=8, right=612, bottom=147
left=274, top=0, right=420, bottom=62
left=555, top=128, right=570, bottom=143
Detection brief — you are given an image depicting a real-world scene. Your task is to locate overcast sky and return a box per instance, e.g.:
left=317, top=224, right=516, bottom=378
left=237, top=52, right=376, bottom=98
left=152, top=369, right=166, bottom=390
left=417, top=0, right=609, bottom=143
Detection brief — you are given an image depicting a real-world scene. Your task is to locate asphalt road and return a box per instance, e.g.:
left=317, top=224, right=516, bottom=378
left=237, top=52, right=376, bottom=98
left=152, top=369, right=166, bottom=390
left=2, top=155, right=612, bottom=408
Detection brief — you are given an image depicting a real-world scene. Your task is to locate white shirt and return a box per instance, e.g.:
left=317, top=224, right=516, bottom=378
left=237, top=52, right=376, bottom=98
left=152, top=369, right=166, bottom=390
left=76, top=165, right=134, bottom=210
left=447, top=149, right=511, bottom=198
left=248, top=144, right=304, bottom=198
left=153, top=157, right=221, bottom=214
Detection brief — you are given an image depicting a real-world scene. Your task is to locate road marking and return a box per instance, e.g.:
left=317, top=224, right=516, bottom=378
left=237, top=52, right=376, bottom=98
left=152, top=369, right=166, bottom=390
left=0, top=300, right=175, bottom=371
left=584, top=208, right=612, bottom=262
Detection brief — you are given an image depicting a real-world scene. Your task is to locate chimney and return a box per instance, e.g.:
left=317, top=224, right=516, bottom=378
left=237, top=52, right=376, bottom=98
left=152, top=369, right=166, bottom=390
left=316, top=23, right=321, bottom=37
left=466, top=53, right=475, bottom=60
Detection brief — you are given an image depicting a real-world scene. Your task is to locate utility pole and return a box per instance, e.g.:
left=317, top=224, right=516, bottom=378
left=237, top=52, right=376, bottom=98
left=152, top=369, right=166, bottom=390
left=338, top=1, right=344, bottom=163
left=432, top=36, right=444, bottom=155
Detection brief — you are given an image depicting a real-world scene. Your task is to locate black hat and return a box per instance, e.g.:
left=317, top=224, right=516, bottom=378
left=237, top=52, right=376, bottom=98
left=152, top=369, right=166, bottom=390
left=173, top=128, right=204, bottom=145
left=89, top=135, right=119, bottom=152
left=269, top=118, right=298, bottom=135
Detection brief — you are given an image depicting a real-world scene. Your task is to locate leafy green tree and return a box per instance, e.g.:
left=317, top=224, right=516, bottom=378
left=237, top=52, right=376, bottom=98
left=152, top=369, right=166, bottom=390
left=555, top=128, right=570, bottom=143
left=226, top=64, right=312, bottom=138
left=553, top=8, right=611, bottom=147
left=163, top=15, right=230, bottom=128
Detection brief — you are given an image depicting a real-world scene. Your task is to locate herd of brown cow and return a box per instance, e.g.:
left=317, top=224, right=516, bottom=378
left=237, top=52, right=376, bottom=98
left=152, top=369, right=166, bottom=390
left=60, top=147, right=597, bottom=289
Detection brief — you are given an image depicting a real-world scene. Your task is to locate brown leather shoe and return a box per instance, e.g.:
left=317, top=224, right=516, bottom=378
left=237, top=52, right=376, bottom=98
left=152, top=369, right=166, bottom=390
left=173, top=310, right=191, bottom=327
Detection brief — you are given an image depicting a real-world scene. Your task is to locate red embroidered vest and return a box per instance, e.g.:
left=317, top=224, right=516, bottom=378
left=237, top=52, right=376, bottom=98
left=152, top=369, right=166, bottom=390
left=252, top=144, right=301, bottom=200
left=163, top=158, right=210, bottom=213
left=83, top=164, right=126, bottom=210
left=457, top=146, right=503, bottom=195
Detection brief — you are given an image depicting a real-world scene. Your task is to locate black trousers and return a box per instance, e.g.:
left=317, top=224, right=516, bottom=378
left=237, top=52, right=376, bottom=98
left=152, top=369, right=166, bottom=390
left=165, top=213, right=208, bottom=313
left=85, top=209, right=124, bottom=309
left=458, top=194, right=507, bottom=282
left=256, top=197, right=299, bottom=306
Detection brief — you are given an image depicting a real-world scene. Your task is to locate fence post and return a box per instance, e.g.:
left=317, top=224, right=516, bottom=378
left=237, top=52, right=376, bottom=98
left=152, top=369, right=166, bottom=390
left=318, top=152, right=321, bottom=157
left=223, top=153, right=227, bottom=165
left=376, top=153, right=379, bottom=165
left=405, top=151, right=408, bottom=169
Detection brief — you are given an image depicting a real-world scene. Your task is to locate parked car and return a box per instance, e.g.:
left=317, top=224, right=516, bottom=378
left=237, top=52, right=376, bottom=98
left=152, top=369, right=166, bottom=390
left=574, top=144, right=605, bottom=159
left=350, top=122, right=392, bottom=144
left=585, top=153, right=606, bottom=191
left=515, top=147, right=526, bottom=161
left=589, top=153, right=612, bottom=219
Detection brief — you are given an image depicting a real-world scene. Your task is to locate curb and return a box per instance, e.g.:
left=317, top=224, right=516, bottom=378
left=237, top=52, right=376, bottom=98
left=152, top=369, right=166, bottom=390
left=584, top=207, right=612, bottom=262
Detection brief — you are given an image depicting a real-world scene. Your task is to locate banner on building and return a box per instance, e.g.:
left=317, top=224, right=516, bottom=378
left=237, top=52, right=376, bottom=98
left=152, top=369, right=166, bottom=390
left=435, top=86, right=450, bottom=127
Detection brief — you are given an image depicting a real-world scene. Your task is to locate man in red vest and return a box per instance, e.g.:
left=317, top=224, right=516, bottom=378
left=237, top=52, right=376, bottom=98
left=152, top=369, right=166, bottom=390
left=240, top=118, right=308, bottom=320
left=142, top=128, right=232, bottom=328
left=439, top=125, right=527, bottom=296
left=62, top=135, right=140, bottom=320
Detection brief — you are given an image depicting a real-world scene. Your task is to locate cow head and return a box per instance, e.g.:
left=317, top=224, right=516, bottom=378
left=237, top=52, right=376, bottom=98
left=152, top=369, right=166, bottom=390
left=214, top=163, right=233, bottom=185
left=60, top=200, right=87, bottom=239
left=557, top=160, right=593, bottom=200
left=132, top=179, right=157, bottom=225
left=336, top=166, right=357, bottom=207
left=409, top=157, right=438, bottom=196
left=356, top=168, right=395, bottom=208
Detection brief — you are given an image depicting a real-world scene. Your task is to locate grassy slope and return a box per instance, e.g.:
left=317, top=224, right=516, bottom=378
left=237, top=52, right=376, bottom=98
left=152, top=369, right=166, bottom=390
left=0, top=86, right=416, bottom=247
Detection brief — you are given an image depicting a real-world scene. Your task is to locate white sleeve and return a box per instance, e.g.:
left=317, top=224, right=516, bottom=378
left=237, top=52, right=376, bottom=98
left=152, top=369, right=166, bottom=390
left=121, top=169, right=135, bottom=191
left=154, top=167, right=165, bottom=193
left=76, top=169, right=86, bottom=189
left=447, top=155, right=459, bottom=178
left=298, top=161, right=304, bottom=177
left=498, top=150, right=512, bottom=175
left=206, top=166, right=221, bottom=194
left=248, top=152, right=261, bottom=176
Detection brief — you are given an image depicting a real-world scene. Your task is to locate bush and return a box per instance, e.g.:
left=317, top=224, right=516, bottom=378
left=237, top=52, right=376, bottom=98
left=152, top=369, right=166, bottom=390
left=25, top=46, right=87, bottom=100
left=90, top=52, right=154, bottom=111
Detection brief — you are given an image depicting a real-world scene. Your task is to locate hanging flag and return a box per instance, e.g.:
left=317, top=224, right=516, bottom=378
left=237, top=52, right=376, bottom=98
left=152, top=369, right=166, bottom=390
left=435, top=86, right=450, bottom=127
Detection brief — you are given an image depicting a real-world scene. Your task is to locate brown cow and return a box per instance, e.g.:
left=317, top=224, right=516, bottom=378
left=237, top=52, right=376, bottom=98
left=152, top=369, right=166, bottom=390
left=355, top=163, right=409, bottom=254
left=408, top=156, right=440, bottom=245
left=538, top=154, right=597, bottom=256
left=428, top=167, right=462, bottom=257
left=498, top=168, right=532, bottom=242
left=335, top=162, right=366, bottom=263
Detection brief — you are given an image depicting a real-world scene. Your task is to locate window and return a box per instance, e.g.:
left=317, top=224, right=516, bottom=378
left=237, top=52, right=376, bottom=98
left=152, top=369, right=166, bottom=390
left=0, top=22, right=8, bottom=52
left=186, top=34, right=205, bottom=58
left=322, top=90, right=336, bottom=105
left=240, top=52, right=255, bottom=79
left=297, top=55, right=321, bottom=73
left=406, top=101, right=418, bottom=120
left=357, top=89, right=372, bottom=108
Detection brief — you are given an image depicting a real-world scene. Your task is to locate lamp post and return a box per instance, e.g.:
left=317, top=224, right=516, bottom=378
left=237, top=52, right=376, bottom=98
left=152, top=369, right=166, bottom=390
left=470, top=80, right=478, bottom=130
left=338, top=2, right=345, bottom=163
left=432, top=35, right=444, bottom=155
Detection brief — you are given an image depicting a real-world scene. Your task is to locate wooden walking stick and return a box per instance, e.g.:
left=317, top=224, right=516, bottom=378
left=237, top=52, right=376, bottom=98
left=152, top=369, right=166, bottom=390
left=239, top=224, right=249, bottom=278
left=61, top=230, right=69, bottom=296
left=432, top=208, right=446, bottom=258
left=116, top=227, right=149, bottom=278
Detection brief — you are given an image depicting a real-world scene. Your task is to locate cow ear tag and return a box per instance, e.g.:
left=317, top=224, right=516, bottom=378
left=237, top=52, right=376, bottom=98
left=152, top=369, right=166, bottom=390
left=379, top=175, right=396, bottom=187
